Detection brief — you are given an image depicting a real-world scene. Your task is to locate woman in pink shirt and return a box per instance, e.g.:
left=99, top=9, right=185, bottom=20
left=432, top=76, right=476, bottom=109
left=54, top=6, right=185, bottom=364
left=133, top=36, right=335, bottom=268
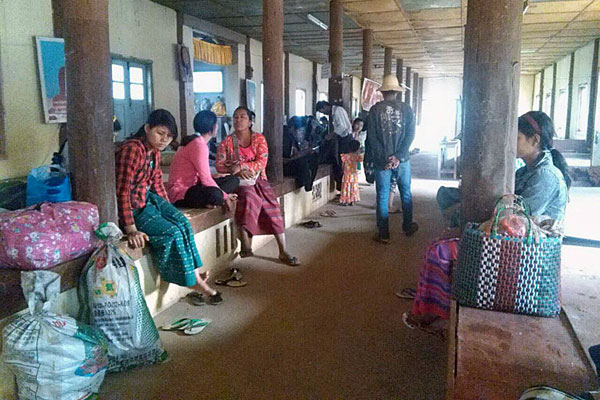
left=168, top=111, right=239, bottom=210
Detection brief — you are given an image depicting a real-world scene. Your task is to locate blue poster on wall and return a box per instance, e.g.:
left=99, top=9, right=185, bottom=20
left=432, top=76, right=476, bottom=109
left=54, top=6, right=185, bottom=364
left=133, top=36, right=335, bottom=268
left=36, top=37, right=66, bottom=123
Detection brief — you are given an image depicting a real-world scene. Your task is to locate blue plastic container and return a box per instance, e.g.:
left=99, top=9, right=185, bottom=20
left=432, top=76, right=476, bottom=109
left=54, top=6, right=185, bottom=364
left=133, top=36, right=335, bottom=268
left=26, top=165, right=72, bottom=206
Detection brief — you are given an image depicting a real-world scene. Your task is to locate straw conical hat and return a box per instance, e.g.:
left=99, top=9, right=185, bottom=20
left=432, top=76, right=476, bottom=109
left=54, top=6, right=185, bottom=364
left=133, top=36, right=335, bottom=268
left=378, top=75, right=403, bottom=92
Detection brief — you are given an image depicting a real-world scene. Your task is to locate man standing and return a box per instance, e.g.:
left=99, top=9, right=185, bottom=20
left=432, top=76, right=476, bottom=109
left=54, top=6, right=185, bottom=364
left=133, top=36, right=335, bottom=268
left=366, top=75, right=418, bottom=243
left=316, top=101, right=352, bottom=190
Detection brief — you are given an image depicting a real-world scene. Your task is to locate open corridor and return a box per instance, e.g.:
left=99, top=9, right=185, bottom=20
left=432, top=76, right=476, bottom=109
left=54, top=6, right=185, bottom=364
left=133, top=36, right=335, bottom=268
left=101, top=179, right=450, bottom=399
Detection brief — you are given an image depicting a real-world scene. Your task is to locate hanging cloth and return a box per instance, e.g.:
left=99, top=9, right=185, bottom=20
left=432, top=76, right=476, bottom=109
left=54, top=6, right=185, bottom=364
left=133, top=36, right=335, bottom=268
left=193, top=38, right=232, bottom=66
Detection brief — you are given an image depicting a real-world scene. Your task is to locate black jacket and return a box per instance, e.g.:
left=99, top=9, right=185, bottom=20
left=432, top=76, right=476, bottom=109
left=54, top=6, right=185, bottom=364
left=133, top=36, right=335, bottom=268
left=365, top=99, right=415, bottom=169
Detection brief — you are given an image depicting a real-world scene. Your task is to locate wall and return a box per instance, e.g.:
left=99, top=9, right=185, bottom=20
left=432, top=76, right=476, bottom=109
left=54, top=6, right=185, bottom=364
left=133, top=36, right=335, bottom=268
left=569, top=40, right=594, bottom=139
left=533, top=72, right=542, bottom=110
left=542, top=65, right=554, bottom=115
left=109, top=0, right=179, bottom=128
left=519, top=74, right=535, bottom=116
left=288, top=53, right=313, bottom=118
left=555, top=54, right=571, bottom=138
left=0, top=0, right=59, bottom=180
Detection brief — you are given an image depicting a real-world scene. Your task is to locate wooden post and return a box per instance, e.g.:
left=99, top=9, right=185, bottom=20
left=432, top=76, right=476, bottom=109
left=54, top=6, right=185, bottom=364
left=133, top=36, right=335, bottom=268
left=284, top=51, right=290, bottom=119
left=177, top=10, right=189, bottom=136
left=461, top=0, right=522, bottom=225
left=384, top=47, right=393, bottom=77
left=538, top=69, right=544, bottom=111
left=60, top=0, right=117, bottom=223
left=328, top=0, right=350, bottom=115
left=245, top=35, right=253, bottom=80
left=550, top=63, right=557, bottom=121
left=405, top=66, right=412, bottom=105
left=566, top=53, right=575, bottom=139
left=262, top=0, right=284, bottom=183
left=52, top=0, right=67, bottom=146
left=0, top=46, right=5, bottom=159
left=396, top=58, right=403, bottom=87
left=362, top=29, right=373, bottom=80
left=418, top=77, right=424, bottom=125
left=587, top=38, right=599, bottom=150
left=412, top=72, right=419, bottom=116
left=312, top=61, right=318, bottom=114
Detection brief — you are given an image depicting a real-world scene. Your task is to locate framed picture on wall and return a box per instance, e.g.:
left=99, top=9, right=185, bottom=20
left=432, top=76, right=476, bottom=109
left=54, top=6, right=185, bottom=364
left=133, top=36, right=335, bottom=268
left=36, top=37, right=67, bottom=123
left=245, top=79, right=257, bottom=113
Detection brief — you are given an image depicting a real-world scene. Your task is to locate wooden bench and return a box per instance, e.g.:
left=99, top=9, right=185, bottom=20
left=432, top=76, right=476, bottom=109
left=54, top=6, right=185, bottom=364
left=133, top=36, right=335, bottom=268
left=446, top=301, right=598, bottom=399
left=0, top=165, right=333, bottom=320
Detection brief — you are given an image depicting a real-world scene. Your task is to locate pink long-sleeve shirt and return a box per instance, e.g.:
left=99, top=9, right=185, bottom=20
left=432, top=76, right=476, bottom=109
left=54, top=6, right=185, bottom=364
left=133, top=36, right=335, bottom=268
left=167, top=135, right=227, bottom=203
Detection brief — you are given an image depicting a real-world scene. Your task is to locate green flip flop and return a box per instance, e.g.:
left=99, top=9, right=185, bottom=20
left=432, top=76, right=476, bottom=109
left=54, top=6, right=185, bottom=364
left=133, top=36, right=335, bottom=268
left=184, top=319, right=212, bottom=335
left=160, top=318, right=193, bottom=331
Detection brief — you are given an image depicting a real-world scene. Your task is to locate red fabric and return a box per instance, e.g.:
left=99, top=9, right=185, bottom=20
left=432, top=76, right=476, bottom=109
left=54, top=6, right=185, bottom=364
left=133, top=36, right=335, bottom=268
left=411, top=238, right=460, bottom=320
left=115, top=138, right=168, bottom=227
left=234, top=178, right=284, bottom=236
left=168, top=135, right=227, bottom=203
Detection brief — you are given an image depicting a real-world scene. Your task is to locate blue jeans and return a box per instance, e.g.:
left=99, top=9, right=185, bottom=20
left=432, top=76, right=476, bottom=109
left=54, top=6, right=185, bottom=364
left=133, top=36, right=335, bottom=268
left=375, top=162, right=413, bottom=239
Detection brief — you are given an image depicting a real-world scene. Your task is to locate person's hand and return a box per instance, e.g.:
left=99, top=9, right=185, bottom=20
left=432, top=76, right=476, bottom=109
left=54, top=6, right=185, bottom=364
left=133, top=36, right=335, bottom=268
left=388, top=155, right=400, bottom=169
left=127, top=231, right=148, bottom=249
left=238, top=170, right=255, bottom=180
left=230, top=162, right=242, bottom=175
left=223, top=196, right=236, bottom=213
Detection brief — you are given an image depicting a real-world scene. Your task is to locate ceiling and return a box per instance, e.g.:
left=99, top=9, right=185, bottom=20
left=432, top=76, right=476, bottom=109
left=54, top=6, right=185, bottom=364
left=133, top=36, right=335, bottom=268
left=154, top=0, right=600, bottom=79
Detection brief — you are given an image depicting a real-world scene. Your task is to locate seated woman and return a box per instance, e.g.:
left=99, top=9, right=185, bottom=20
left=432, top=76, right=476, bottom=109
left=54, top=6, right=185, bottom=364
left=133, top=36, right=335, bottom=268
left=216, top=106, right=300, bottom=266
left=115, top=109, right=222, bottom=305
left=168, top=110, right=239, bottom=210
left=402, top=111, right=570, bottom=336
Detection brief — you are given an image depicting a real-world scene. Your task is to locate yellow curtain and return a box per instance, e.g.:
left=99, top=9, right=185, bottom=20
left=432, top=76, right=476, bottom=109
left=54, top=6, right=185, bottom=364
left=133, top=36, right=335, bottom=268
left=193, top=39, right=232, bottom=66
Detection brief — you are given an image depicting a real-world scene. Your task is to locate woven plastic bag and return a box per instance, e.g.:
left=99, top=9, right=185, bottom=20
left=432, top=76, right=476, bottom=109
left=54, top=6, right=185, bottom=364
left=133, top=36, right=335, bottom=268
left=78, top=222, right=168, bottom=372
left=2, top=270, right=108, bottom=400
left=453, top=195, right=562, bottom=317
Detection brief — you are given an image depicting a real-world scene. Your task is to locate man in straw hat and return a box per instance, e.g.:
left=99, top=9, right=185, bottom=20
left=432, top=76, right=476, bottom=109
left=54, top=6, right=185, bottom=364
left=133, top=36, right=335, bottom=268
left=366, top=74, right=418, bottom=244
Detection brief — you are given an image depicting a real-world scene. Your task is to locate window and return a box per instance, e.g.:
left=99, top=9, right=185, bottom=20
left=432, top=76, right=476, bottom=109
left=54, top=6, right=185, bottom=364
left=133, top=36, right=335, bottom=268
left=576, top=83, right=589, bottom=138
left=352, top=98, right=359, bottom=118
left=193, top=71, right=223, bottom=93
left=129, top=67, right=144, bottom=101
left=295, top=89, right=306, bottom=116
left=319, top=92, right=328, bottom=102
left=111, top=64, right=125, bottom=100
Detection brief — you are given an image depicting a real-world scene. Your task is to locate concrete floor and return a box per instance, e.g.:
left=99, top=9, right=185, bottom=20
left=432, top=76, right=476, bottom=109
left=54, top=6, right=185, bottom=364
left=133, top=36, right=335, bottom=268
left=100, top=177, right=450, bottom=400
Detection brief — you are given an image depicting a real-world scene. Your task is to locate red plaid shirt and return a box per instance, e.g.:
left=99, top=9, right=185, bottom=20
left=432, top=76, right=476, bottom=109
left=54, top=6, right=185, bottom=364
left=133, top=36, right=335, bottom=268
left=115, top=138, right=169, bottom=227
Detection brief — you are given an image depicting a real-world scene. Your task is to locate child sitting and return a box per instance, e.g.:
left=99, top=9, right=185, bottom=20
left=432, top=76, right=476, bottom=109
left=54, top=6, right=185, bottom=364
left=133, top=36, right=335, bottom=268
left=339, top=140, right=363, bottom=206
left=115, top=109, right=222, bottom=306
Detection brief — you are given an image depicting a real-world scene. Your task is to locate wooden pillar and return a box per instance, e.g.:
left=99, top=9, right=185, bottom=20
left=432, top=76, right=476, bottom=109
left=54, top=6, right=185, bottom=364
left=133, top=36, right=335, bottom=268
left=412, top=72, right=419, bottom=115
left=284, top=51, right=290, bottom=118
left=550, top=63, right=557, bottom=121
left=404, top=66, right=412, bottom=105
left=461, top=0, right=522, bottom=225
left=587, top=38, right=599, bottom=149
left=418, top=77, right=424, bottom=125
left=312, top=61, right=318, bottom=114
left=262, top=0, right=284, bottom=183
left=538, top=69, right=544, bottom=111
left=245, top=35, right=253, bottom=80
left=362, top=29, right=373, bottom=80
left=52, top=0, right=67, bottom=145
left=176, top=10, right=192, bottom=136
left=396, top=58, right=403, bottom=87
left=566, top=52, right=575, bottom=139
left=60, top=0, right=117, bottom=223
left=384, top=47, right=393, bottom=77
left=328, top=0, right=350, bottom=115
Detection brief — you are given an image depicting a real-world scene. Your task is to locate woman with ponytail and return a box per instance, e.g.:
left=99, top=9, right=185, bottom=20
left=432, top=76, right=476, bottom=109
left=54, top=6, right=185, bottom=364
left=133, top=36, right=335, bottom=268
left=516, top=111, right=569, bottom=221
left=401, top=111, right=569, bottom=338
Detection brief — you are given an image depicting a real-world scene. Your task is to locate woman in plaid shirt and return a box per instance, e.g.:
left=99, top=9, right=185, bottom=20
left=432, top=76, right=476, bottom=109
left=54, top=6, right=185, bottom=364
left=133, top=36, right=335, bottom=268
left=115, top=109, right=222, bottom=305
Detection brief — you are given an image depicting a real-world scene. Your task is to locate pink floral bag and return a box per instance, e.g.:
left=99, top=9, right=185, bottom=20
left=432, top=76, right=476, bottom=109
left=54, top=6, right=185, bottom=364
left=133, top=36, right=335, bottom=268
left=0, top=202, right=100, bottom=270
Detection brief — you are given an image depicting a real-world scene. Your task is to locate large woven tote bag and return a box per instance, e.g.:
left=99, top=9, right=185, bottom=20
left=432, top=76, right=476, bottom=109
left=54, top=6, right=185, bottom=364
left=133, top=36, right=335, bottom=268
left=453, top=198, right=562, bottom=317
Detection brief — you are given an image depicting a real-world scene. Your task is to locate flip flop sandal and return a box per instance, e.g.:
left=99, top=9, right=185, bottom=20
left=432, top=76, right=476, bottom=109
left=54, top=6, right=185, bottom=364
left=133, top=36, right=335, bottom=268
left=279, top=254, right=301, bottom=266
left=320, top=210, right=337, bottom=217
left=215, top=276, right=248, bottom=287
left=184, top=319, right=212, bottom=335
left=206, top=291, right=223, bottom=305
left=300, top=220, right=322, bottom=229
left=160, top=318, right=193, bottom=331
left=186, top=292, right=205, bottom=306
left=402, top=312, right=415, bottom=330
left=395, top=288, right=417, bottom=300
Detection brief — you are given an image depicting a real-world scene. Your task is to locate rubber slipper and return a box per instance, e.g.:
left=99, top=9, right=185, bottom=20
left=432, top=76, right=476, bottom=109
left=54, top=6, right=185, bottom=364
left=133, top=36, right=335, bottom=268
left=402, top=312, right=415, bottom=330
left=395, top=288, right=417, bottom=300
left=300, top=220, right=322, bottom=229
left=186, top=292, right=205, bottom=306
left=215, top=276, right=248, bottom=287
left=279, top=254, right=301, bottom=266
left=320, top=210, right=336, bottom=217
left=184, top=319, right=211, bottom=335
left=206, top=291, right=223, bottom=305
left=239, top=249, right=254, bottom=258
left=160, top=318, right=192, bottom=331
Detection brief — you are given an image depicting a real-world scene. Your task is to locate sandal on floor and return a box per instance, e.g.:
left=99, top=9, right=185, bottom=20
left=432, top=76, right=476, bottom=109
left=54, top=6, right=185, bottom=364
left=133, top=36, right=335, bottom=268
left=215, top=268, right=247, bottom=287
left=239, top=249, right=254, bottom=258
left=300, top=220, right=322, bottom=229
left=186, top=292, right=205, bottom=306
left=395, top=288, right=417, bottom=300
left=206, top=291, right=223, bottom=305
left=373, top=234, right=390, bottom=245
left=160, top=318, right=194, bottom=331
left=279, top=254, right=301, bottom=266
left=402, top=312, right=415, bottom=330
left=184, top=319, right=211, bottom=335
left=320, top=210, right=337, bottom=217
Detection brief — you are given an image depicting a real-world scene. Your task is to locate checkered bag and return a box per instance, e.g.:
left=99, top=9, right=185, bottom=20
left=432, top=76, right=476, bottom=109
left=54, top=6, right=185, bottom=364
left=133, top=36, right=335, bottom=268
left=453, top=198, right=562, bottom=317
